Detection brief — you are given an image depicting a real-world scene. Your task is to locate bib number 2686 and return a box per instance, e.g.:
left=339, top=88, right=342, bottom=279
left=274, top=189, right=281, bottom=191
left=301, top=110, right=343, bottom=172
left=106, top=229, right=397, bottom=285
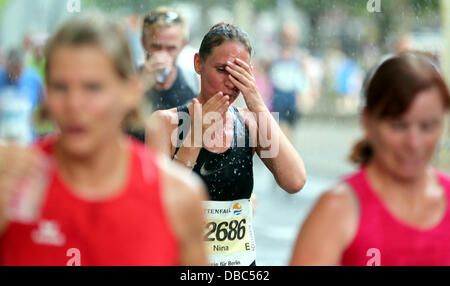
left=204, top=219, right=246, bottom=242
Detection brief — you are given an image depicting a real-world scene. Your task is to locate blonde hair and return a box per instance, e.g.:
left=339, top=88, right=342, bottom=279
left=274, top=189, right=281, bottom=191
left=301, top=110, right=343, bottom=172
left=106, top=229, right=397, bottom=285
left=45, top=14, right=135, bottom=81
left=42, top=13, right=144, bottom=130
left=142, top=6, right=189, bottom=42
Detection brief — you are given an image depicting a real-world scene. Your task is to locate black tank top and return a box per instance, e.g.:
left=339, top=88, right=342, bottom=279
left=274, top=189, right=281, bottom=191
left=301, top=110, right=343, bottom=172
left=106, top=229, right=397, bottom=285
left=175, top=105, right=254, bottom=201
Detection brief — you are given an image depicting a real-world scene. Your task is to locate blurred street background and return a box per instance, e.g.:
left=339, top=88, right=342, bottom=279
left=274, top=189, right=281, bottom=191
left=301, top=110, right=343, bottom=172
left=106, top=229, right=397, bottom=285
left=1, top=0, right=449, bottom=265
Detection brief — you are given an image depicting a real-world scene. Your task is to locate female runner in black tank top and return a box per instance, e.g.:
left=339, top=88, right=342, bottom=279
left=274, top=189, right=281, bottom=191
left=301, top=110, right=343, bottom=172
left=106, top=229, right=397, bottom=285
left=175, top=104, right=253, bottom=201
left=147, top=23, right=306, bottom=266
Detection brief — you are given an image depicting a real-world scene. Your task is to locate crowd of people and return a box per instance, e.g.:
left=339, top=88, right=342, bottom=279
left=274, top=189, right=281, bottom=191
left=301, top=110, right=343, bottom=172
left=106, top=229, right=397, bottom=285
left=0, top=5, right=449, bottom=266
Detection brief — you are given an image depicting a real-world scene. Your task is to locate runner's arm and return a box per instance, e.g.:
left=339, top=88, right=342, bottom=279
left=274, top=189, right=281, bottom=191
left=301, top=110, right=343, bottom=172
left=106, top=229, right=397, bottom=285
left=0, top=145, right=45, bottom=236
left=146, top=109, right=202, bottom=170
left=226, top=58, right=306, bottom=194
left=290, top=186, right=358, bottom=265
left=176, top=185, right=208, bottom=266
left=146, top=110, right=175, bottom=157
left=159, top=156, right=209, bottom=265
left=239, top=107, right=306, bottom=194
left=0, top=211, right=6, bottom=236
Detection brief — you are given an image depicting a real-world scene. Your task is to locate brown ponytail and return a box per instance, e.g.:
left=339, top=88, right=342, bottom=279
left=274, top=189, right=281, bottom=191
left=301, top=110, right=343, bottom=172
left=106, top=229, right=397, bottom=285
left=349, top=138, right=373, bottom=166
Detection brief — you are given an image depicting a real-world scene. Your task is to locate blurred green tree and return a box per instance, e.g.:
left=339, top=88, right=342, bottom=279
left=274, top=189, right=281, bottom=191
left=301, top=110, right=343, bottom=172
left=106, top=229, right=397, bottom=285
left=0, top=0, right=11, bottom=18
left=80, top=0, right=440, bottom=53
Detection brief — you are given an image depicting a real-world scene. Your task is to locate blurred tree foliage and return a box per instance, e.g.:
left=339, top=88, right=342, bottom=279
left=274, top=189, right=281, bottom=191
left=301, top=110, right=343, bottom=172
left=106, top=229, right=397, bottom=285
left=83, top=0, right=168, bottom=14
left=82, top=0, right=439, bottom=24
left=292, top=0, right=439, bottom=48
left=81, top=0, right=440, bottom=52
left=83, top=0, right=440, bottom=31
left=81, top=0, right=438, bottom=15
left=0, top=0, right=10, bottom=18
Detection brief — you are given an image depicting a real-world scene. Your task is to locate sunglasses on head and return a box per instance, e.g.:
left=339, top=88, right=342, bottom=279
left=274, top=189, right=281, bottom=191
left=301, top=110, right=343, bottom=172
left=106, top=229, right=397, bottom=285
left=144, top=11, right=181, bottom=25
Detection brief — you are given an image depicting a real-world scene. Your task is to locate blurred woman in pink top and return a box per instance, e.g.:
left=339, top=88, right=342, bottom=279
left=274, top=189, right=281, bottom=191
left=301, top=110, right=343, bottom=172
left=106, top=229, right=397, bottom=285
left=290, top=52, right=450, bottom=266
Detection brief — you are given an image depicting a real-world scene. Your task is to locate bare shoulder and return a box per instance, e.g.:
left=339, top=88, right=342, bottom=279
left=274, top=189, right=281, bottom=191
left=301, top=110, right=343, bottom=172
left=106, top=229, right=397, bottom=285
left=315, top=182, right=359, bottom=220
left=157, top=154, right=207, bottom=204
left=311, top=182, right=360, bottom=243
left=290, top=182, right=359, bottom=265
left=156, top=154, right=207, bottom=243
left=146, top=108, right=180, bottom=153
left=155, top=154, right=208, bottom=264
left=148, top=107, right=179, bottom=128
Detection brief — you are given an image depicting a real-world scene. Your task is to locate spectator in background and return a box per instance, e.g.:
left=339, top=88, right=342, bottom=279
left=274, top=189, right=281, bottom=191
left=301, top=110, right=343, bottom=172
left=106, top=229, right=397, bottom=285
left=395, top=35, right=413, bottom=53
left=0, top=48, right=44, bottom=145
left=140, top=6, right=199, bottom=115
left=124, top=14, right=146, bottom=68
left=0, top=49, right=5, bottom=66
left=176, top=38, right=199, bottom=78
left=26, top=33, right=48, bottom=82
left=22, top=34, right=33, bottom=62
left=24, top=33, right=54, bottom=137
left=253, top=58, right=273, bottom=111
left=334, top=52, right=364, bottom=115
left=324, top=42, right=363, bottom=115
left=269, top=21, right=312, bottom=141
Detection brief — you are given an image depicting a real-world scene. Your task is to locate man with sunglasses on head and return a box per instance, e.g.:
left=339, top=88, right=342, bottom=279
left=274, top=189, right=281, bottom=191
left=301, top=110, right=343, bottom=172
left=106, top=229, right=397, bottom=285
left=141, top=7, right=199, bottom=115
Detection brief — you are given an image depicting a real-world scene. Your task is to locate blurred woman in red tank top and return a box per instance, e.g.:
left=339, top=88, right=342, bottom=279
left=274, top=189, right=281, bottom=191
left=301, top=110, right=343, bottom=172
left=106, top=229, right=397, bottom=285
left=0, top=13, right=208, bottom=266
left=290, top=52, right=450, bottom=266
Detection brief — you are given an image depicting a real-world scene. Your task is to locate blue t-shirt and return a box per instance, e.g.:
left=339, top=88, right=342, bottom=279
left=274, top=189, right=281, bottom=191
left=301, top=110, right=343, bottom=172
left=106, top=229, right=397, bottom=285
left=0, top=67, right=43, bottom=145
left=335, top=59, right=363, bottom=96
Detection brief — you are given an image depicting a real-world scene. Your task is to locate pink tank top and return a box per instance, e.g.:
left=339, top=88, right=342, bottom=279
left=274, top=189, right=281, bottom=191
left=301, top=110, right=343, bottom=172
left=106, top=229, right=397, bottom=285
left=341, top=168, right=450, bottom=266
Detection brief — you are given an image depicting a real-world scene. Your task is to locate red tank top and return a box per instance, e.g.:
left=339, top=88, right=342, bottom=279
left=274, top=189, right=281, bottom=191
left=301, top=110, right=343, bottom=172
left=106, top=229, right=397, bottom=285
left=0, top=136, right=179, bottom=266
left=341, top=168, right=450, bottom=266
